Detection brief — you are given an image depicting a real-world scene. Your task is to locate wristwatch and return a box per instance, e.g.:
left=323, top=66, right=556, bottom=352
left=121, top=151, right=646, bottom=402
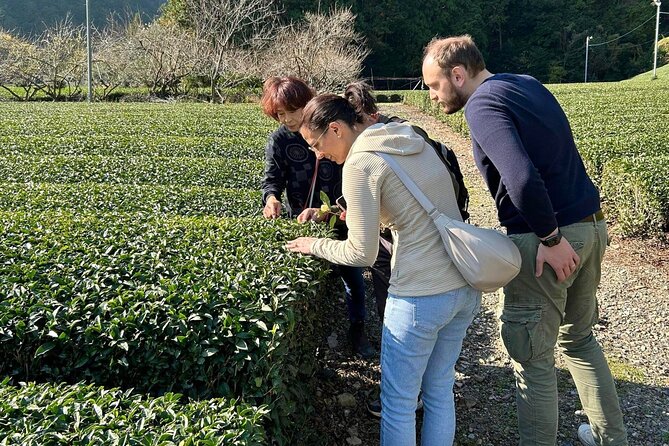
left=540, top=231, right=563, bottom=247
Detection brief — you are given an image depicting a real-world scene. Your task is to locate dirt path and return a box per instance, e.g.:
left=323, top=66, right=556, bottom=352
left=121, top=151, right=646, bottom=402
left=309, top=103, right=669, bottom=446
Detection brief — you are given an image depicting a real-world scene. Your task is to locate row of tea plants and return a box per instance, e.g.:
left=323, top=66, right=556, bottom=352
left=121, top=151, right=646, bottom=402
left=0, top=103, right=334, bottom=445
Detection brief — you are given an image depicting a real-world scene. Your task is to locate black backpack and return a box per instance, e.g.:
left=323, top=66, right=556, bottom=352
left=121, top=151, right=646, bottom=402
left=383, top=116, right=470, bottom=221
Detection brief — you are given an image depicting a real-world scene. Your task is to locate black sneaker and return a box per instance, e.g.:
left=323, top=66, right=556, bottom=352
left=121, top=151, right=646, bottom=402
left=349, top=321, right=376, bottom=359
left=367, top=398, right=382, bottom=418
left=366, top=394, right=424, bottom=419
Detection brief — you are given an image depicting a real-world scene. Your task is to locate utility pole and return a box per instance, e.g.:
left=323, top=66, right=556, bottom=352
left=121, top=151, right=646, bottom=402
left=652, top=0, right=662, bottom=80
left=86, top=0, right=93, bottom=101
left=584, top=36, right=592, bottom=83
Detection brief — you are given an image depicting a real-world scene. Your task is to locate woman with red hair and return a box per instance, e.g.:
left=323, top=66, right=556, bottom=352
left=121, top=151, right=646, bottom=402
left=260, top=76, right=374, bottom=358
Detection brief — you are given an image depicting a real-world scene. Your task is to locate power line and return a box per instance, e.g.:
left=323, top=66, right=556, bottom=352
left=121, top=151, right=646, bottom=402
left=589, top=15, right=656, bottom=46
left=562, top=15, right=666, bottom=58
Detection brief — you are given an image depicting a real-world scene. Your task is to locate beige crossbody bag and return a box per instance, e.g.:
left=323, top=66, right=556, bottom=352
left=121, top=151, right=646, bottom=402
left=376, top=152, right=522, bottom=293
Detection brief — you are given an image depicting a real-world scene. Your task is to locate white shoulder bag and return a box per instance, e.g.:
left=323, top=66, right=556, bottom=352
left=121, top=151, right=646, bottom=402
left=376, top=152, right=522, bottom=293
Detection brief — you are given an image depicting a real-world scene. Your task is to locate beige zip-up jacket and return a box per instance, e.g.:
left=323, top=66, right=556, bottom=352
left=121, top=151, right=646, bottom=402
left=311, top=122, right=467, bottom=297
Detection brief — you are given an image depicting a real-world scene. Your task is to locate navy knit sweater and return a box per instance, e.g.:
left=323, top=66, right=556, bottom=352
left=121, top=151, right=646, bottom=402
left=464, top=74, right=600, bottom=237
left=261, top=124, right=342, bottom=218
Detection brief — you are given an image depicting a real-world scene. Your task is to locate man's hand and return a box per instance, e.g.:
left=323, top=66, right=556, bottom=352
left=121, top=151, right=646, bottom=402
left=536, top=237, right=580, bottom=282
left=296, top=207, right=326, bottom=224
left=263, top=195, right=282, bottom=219
left=285, top=237, right=316, bottom=254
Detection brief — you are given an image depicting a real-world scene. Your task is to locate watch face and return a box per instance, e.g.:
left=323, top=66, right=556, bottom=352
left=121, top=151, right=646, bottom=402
left=542, top=233, right=562, bottom=247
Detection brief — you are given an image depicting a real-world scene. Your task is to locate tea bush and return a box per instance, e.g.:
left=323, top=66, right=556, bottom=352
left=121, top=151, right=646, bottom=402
left=0, top=211, right=332, bottom=441
left=0, top=379, right=268, bottom=445
left=0, top=103, right=275, bottom=139
left=0, top=135, right=266, bottom=159
left=0, top=155, right=263, bottom=188
left=601, top=156, right=669, bottom=236
left=0, top=101, right=343, bottom=442
left=0, top=183, right=262, bottom=217
left=575, top=134, right=669, bottom=183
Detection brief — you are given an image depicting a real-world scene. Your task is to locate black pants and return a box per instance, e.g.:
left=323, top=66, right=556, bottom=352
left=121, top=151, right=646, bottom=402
left=369, top=230, right=392, bottom=321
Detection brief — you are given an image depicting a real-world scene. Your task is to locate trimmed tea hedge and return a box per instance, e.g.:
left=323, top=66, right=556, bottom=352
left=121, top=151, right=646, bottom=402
left=0, top=135, right=266, bottom=159
left=0, top=211, right=332, bottom=441
left=0, top=379, right=268, bottom=445
left=0, top=103, right=275, bottom=139
left=601, top=156, right=669, bottom=236
left=374, top=91, right=405, bottom=103
left=576, top=134, right=669, bottom=183
left=0, top=155, right=263, bottom=188
left=0, top=183, right=262, bottom=217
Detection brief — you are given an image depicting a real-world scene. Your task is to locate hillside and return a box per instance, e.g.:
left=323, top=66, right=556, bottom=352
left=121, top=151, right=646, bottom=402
left=626, top=62, right=669, bottom=81
left=0, top=0, right=164, bottom=35
left=1, top=0, right=667, bottom=82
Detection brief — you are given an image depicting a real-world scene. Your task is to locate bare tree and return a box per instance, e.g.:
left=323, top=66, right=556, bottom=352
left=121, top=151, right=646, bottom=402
left=262, top=7, right=370, bottom=91
left=0, top=31, right=42, bottom=100
left=33, top=17, right=87, bottom=100
left=124, top=21, right=200, bottom=96
left=182, top=0, right=278, bottom=101
left=92, top=16, right=137, bottom=99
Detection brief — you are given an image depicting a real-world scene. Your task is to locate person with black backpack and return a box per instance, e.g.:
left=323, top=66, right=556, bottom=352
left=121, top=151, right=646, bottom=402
left=260, top=77, right=376, bottom=359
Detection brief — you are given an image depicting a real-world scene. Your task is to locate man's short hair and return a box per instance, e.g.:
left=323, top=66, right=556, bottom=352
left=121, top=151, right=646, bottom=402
left=424, top=35, right=486, bottom=77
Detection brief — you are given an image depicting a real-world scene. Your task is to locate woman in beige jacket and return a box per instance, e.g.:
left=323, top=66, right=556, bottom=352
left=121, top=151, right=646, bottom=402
left=286, top=94, right=481, bottom=446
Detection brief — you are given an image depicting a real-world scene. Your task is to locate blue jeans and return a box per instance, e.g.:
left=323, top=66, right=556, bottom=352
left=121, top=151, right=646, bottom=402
left=380, top=286, right=481, bottom=446
left=339, top=265, right=366, bottom=323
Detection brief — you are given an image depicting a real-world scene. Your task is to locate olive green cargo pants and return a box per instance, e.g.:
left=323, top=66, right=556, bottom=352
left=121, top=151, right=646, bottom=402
left=500, top=219, right=628, bottom=445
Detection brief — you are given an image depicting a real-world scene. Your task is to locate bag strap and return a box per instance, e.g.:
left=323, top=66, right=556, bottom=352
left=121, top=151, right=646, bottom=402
left=375, top=152, right=454, bottom=224
left=305, top=157, right=320, bottom=209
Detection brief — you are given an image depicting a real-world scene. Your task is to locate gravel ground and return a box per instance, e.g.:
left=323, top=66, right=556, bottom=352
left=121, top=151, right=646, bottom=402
left=306, top=104, right=669, bottom=446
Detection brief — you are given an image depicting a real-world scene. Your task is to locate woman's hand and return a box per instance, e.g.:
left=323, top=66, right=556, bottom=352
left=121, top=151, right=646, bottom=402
left=297, top=208, right=326, bottom=224
left=285, top=237, right=317, bottom=254
left=263, top=196, right=282, bottom=219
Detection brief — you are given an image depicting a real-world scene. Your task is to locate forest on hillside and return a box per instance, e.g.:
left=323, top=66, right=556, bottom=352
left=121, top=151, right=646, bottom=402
left=0, top=0, right=667, bottom=82
left=0, top=1, right=164, bottom=34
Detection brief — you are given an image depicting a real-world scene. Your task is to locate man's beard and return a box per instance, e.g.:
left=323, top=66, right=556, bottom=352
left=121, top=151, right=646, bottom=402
left=441, top=87, right=467, bottom=115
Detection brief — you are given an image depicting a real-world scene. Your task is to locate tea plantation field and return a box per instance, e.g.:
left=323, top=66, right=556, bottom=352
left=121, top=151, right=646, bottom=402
left=405, top=81, right=669, bottom=237
left=0, top=103, right=334, bottom=445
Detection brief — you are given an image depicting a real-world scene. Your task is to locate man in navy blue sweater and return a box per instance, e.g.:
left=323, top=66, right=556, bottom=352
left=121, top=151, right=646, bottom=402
left=422, top=35, right=627, bottom=446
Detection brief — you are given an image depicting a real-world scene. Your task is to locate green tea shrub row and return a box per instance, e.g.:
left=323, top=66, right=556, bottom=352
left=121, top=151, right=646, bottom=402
left=0, top=135, right=266, bottom=159
left=0, top=183, right=262, bottom=217
left=601, top=156, right=669, bottom=236
left=374, top=91, right=405, bottom=103
left=0, top=103, right=275, bottom=138
left=576, top=134, right=669, bottom=183
left=0, top=379, right=268, bottom=446
left=0, top=155, right=263, bottom=188
left=0, top=211, right=332, bottom=440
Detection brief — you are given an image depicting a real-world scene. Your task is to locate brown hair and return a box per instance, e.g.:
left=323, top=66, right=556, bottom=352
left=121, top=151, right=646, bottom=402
left=260, top=76, right=315, bottom=121
left=301, top=94, right=364, bottom=132
left=423, top=35, right=486, bottom=77
left=343, top=81, right=378, bottom=116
